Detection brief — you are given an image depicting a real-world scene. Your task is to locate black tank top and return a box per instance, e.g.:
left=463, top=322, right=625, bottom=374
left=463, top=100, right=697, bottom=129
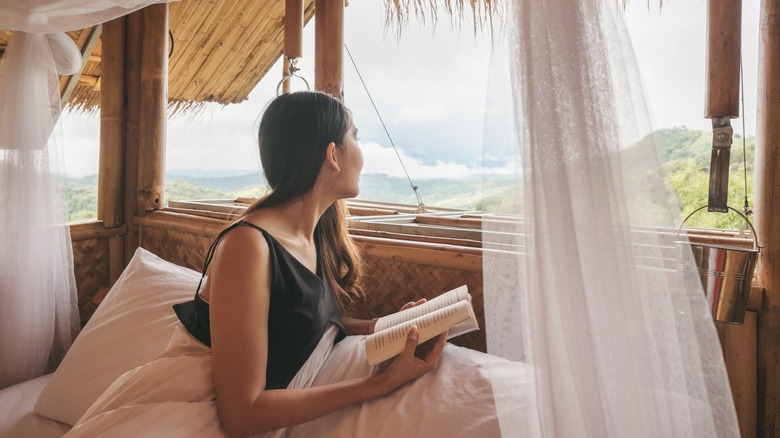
left=173, top=220, right=345, bottom=390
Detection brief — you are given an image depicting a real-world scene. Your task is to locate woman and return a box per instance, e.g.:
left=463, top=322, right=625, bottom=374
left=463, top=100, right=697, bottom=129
left=173, top=91, right=447, bottom=437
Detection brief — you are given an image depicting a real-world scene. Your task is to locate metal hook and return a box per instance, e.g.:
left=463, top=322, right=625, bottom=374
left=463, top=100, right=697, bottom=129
left=277, top=57, right=310, bottom=95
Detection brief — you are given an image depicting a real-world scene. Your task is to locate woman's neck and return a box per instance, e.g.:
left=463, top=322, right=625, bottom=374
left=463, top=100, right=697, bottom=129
left=258, top=194, right=332, bottom=241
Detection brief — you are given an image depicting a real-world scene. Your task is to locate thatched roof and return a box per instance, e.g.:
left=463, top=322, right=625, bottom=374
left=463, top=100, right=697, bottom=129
left=0, top=0, right=495, bottom=112
left=382, top=0, right=498, bottom=32
left=0, top=0, right=315, bottom=112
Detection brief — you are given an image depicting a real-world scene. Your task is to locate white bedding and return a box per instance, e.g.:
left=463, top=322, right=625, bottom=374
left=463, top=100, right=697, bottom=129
left=0, top=374, right=71, bottom=438
left=4, top=250, right=531, bottom=437
left=64, top=326, right=532, bottom=437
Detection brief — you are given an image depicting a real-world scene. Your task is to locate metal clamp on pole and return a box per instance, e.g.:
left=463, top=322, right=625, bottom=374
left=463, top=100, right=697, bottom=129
left=708, top=116, right=733, bottom=212
left=703, top=0, right=742, bottom=212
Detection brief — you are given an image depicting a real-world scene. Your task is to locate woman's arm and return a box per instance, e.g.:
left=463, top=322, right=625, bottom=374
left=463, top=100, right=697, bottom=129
left=208, top=228, right=445, bottom=438
left=342, top=316, right=376, bottom=335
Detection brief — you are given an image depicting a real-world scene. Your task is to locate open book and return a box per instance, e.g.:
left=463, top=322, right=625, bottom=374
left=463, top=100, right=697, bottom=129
left=365, top=285, right=479, bottom=366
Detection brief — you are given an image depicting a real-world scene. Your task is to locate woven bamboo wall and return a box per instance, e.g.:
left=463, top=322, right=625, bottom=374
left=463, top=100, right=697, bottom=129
left=140, top=226, right=211, bottom=272
left=351, top=258, right=486, bottom=352
left=71, top=237, right=110, bottom=326
left=124, top=213, right=489, bottom=353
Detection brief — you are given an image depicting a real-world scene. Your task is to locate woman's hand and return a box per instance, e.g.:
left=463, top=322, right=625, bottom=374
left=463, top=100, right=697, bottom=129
left=373, top=325, right=447, bottom=394
left=400, top=298, right=427, bottom=311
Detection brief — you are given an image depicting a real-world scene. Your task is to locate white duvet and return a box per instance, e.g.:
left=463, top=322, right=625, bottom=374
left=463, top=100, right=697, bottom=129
left=65, top=325, right=532, bottom=437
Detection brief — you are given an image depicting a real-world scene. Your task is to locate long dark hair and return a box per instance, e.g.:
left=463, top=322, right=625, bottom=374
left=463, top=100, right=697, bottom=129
left=242, top=91, right=364, bottom=310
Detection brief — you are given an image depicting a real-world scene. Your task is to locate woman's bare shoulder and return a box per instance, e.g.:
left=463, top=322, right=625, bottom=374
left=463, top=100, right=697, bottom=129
left=214, top=224, right=270, bottom=262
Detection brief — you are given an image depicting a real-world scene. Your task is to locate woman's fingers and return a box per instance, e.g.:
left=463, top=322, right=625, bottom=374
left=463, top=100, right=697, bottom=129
left=430, top=331, right=447, bottom=360
left=401, top=325, right=420, bottom=358
left=404, top=325, right=420, bottom=353
left=416, top=331, right=447, bottom=363
left=400, top=298, right=427, bottom=311
left=381, top=326, right=446, bottom=391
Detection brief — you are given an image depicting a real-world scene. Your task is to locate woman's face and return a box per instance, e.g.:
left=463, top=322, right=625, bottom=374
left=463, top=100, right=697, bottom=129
left=335, top=121, right=364, bottom=199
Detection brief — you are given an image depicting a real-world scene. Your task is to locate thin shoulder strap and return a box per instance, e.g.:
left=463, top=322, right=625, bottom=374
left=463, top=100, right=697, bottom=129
left=195, top=220, right=266, bottom=294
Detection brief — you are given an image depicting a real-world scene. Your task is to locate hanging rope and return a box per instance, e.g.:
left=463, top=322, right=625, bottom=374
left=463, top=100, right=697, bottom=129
left=344, top=44, right=427, bottom=213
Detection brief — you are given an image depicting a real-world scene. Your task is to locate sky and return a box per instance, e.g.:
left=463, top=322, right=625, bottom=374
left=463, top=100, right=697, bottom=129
left=60, top=0, right=761, bottom=179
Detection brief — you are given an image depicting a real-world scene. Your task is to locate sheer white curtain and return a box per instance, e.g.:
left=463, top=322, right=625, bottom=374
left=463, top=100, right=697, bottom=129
left=482, top=1, right=740, bottom=436
left=0, top=0, right=166, bottom=389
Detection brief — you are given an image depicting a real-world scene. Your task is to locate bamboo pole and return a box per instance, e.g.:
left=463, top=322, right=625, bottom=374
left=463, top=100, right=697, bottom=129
left=349, top=220, right=484, bottom=241
left=705, top=0, right=742, bottom=118
left=315, top=0, right=344, bottom=99
left=69, top=222, right=126, bottom=241
left=356, top=239, right=483, bottom=272
left=348, top=206, right=401, bottom=216
left=725, top=311, right=757, bottom=438
left=285, top=0, right=304, bottom=59
left=99, top=17, right=126, bottom=229
left=349, top=228, right=484, bottom=248
left=352, top=235, right=483, bottom=257
left=282, top=56, right=291, bottom=94
left=415, top=215, right=485, bottom=229
left=132, top=211, right=226, bottom=237
left=137, top=3, right=169, bottom=214
left=108, top=237, right=124, bottom=285
left=164, top=207, right=236, bottom=221
left=123, top=9, right=143, bottom=264
left=61, top=25, right=102, bottom=105
left=754, top=0, right=780, bottom=434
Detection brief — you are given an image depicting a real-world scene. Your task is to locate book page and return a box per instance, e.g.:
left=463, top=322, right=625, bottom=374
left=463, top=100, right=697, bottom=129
left=365, top=300, right=473, bottom=366
left=373, top=285, right=469, bottom=332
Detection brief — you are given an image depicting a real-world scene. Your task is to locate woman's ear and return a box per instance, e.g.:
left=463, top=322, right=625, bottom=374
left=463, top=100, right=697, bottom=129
left=325, top=142, right=340, bottom=172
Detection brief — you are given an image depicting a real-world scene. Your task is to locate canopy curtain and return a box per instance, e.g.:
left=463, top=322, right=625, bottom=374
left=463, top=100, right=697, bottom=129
left=481, top=0, right=740, bottom=436
left=0, top=0, right=167, bottom=389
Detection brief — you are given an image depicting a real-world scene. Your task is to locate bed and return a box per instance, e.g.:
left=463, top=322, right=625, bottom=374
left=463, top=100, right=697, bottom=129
left=0, top=375, right=71, bottom=437
left=0, top=247, right=532, bottom=437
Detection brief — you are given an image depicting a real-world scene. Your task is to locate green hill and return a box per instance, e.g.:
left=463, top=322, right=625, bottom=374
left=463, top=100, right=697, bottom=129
left=623, top=127, right=755, bottom=229
left=63, top=127, right=756, bottom=230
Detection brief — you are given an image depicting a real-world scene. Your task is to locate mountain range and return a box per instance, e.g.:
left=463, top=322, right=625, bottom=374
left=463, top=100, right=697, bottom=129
left=65, top=127, right=755, bottom=230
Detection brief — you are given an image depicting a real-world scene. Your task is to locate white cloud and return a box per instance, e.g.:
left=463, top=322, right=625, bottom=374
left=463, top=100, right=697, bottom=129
left=360, top=141, right=516, bottom=180
left=58, top=0, right=752, bottom=178
left=60, top=112, right=100, bottom=177
left=392, top=101, right=449, bottom=125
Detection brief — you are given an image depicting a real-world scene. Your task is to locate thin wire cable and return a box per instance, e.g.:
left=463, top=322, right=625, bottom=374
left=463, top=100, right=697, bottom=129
left=344, top=43, right=426, bottom=210
left=740, top=58, right=751, bottom=218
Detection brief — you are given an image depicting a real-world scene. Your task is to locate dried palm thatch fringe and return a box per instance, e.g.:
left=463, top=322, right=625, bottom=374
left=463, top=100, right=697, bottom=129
left=383, top=0, right=499, bottom=34
left=381, top=0, right=668, bottom=37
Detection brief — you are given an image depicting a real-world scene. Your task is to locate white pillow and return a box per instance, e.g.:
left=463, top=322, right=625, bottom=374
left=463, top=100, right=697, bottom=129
left=34, top=247, right=202, bottom=426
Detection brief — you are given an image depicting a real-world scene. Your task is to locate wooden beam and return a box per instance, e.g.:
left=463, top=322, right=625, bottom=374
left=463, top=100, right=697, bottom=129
left=61, top=25, right=102, bottom=105
left=754, top=0, right=780, bottom=434
left=136, top=3, right=169, bottom=214
left=99, top=17, right=126, bottom=229
left=77, top=74, right=99, bottom=87
left=315, top=0, right=344, bottom=99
